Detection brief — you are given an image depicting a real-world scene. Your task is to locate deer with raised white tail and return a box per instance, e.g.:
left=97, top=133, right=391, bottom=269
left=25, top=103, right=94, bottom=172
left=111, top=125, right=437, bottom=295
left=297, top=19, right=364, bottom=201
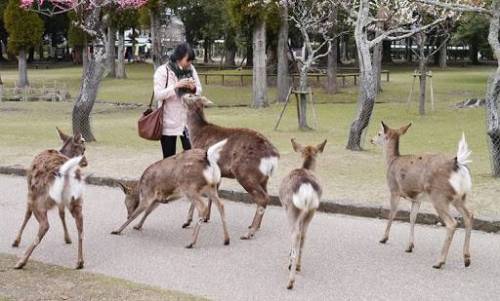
left=12, top=128, right=87, bottom=270
left=181, top=94, right=280, bottom=240
left=279, top=139, right=326, bottom=290
left=371, top=122, right=473, bottom=269
left=112, top=140, right=230, bottom=248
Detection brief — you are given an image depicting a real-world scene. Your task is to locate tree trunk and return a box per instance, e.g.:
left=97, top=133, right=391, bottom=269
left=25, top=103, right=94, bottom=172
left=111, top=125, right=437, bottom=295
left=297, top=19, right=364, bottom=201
left=72, top=49, right=107, bottom=142
left=204, top=39, right=210, bottom=63
left=116, top=28, right=127, bottom=79
left=326, top=8, right=338, bottom=94
left=372, top=40, right=383, bottom=93
left=347, top=1, right=376, bottom=151
left=246, top=29, right=253, bottom=67
left=418, top=56, right=427, bottom=116
left=485, top=3, right=500, bottom=176
left=470, top=43, right=479, bottom=65
left=382, top=40, right=392, bottom=63
left=277, top=4, right=289, bottom=102
left=439, top=41, right=447, bottom=68
left=82, top=38, right=89, bottom=72
left=28, top=47, right=34, bottom=63
left=252, top=20, right=267, bottom=108
left=298, top=70, right=310, bottom=129
left=17, top=49, right=29, bottom=88
left=150, top=8, right=162, bottom=70
left=106, top=25, right=116, bottom=77
left=225, top=49, right=236, bottom=66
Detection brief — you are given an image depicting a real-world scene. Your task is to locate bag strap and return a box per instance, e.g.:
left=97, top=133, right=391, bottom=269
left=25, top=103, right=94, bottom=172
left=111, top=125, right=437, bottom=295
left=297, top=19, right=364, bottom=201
left=149, top=65, right=170, bottom=108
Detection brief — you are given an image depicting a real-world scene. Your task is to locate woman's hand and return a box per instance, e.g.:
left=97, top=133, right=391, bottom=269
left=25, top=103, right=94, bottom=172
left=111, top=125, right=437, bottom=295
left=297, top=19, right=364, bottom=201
left=175, top=79, right=191, bottom=89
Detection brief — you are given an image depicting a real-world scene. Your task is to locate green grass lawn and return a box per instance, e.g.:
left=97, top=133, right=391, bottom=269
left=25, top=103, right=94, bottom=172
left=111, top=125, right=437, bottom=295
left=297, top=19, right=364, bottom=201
left=1, top=63, right=499, bottom=217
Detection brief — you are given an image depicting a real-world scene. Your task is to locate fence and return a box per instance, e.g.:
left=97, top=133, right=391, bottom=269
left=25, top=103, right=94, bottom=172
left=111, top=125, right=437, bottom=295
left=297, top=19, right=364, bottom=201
left=197, top=70, right=390, bottom=87
left=0, top=81, right=70, bottom=102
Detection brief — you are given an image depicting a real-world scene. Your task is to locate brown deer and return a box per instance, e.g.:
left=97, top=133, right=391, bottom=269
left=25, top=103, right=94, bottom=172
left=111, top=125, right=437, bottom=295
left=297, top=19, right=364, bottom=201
left=111, top=140, right=230, bottom=248
left=279, top=139, right=326, bottom=290
left=371, top=122, right=473, bottom=269
left=12, top=128, right=87, bottom=269
left=182, top=94, right=280, bottom=240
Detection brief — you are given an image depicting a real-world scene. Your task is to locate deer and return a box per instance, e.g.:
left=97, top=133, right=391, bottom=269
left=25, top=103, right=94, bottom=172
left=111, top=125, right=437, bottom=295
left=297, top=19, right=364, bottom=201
left=279, top=139, right=326, bottom=290
left=181, top=94, right=280, bottom=240
left=12, top=128, right=88, bottom=269
left=111, top=139, right=230, bottom=248
left=371, top=122, right=473, bottom=269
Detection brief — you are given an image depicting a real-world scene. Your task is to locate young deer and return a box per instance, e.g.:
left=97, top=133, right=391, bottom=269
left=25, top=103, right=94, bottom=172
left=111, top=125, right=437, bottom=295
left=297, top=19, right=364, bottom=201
left=182, top=94, right=279, bottom=240
left=371, top=122, right=473, bottom=269
left=111, top=140, right=230, bottom=248
left=12, top=128, right=87, bottom=269
left=279, top=139, right=326, bottom=290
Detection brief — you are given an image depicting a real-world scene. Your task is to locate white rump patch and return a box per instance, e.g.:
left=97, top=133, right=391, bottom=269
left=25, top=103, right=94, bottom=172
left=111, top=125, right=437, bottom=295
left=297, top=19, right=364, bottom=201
left=259, top=156, right=278, bottom=177
left=203, top=139, right=227, bottom=185
left=449, top=165, right=472, bottom=196
left=49, top=156, right=85, bottom=205
left=292, top=183, right=320, bottom=211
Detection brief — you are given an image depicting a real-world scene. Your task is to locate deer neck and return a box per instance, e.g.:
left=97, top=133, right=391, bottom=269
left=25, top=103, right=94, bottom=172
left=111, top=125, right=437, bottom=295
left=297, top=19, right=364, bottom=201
left=384, top=137, right=400, bottom=164
left=302, top=156, right=316, bottom=171
left=187, top=109, right=208, bottom=135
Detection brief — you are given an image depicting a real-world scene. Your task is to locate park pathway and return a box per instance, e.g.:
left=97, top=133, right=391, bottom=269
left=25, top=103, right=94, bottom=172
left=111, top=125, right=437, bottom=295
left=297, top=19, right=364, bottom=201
left=0, top=174, right=499, bottom=301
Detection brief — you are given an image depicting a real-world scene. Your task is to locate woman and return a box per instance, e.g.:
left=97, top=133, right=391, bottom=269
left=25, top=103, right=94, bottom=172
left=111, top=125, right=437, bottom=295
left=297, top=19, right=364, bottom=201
left=153, top=43, right=202, bottom=158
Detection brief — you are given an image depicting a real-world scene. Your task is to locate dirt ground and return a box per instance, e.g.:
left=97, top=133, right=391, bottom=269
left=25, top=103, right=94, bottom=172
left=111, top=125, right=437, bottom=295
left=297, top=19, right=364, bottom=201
left=0, top=254, right=208, bottom=301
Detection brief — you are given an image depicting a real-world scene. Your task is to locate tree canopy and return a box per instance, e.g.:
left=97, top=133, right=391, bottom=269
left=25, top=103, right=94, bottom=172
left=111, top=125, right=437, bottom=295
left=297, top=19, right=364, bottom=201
left=4, top=0, right=44, bottom=54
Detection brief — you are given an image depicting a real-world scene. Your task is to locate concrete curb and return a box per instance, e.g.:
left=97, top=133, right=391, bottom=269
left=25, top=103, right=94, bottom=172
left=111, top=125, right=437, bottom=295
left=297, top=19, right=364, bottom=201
left=1, top=165, right=499, bottom=233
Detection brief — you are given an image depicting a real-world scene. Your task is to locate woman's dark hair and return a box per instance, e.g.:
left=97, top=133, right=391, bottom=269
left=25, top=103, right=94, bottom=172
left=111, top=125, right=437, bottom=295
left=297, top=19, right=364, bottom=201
left=170, top=43, right=195, bottom=63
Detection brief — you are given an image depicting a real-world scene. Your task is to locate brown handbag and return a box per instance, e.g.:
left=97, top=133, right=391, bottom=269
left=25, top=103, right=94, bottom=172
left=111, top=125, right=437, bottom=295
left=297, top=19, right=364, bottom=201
left=138, top=68, right=169, bottom=140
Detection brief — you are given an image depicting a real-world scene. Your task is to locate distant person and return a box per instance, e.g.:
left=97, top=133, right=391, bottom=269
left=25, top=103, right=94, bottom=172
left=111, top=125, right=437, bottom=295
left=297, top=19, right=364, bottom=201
left=153, top=43, right=202, bottom=158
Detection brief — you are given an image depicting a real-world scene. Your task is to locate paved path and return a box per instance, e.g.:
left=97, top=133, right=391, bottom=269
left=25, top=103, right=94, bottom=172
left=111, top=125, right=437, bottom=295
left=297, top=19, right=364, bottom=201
left=1, top=175, right=499, bottom=301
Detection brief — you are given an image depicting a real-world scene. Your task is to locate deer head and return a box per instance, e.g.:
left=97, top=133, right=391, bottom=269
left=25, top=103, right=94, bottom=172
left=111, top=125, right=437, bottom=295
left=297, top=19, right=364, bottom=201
left=117, top=181, right=140, bottom=219
left=57, top=127, right=87, bottom=166
left=291, top=138, right=327, bottom=170
left=370, top=121, right=412, bottom=146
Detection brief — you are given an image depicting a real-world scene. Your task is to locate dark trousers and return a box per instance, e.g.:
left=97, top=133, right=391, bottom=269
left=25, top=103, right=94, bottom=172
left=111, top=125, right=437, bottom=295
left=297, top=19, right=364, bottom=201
left=160, top=133, right=191, bottom=158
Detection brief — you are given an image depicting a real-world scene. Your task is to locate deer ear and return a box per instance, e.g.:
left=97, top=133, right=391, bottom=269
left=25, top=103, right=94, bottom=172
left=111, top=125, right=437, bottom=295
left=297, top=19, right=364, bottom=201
left=57, top=127, right=70, bottom=141
left=73, top=132, right=83, bottom=143
left=381, top=121, right=389, bottom=134
left=200, top=96, right=214, bottom=107
left=316, top=140, right=327, bottom=153
left=399, top=123, right=412, bottom=135
left=291, top=138, right=304, bottom=153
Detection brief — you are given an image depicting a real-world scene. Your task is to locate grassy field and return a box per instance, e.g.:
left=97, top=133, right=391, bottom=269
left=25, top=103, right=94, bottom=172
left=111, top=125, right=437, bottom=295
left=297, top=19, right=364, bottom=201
left=0, top=254, right=208, bottom=301
left=1, top=63, right=499, bottom=217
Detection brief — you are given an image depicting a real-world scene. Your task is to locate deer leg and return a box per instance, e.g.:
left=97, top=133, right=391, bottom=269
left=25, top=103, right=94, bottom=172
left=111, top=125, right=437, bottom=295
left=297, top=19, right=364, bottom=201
left=380, top=194, right=400, bottom=244
left=203, top=197, right=212, bottom=223
left=239, top=178, right=269, bottom=240
left=70, top=200, right=84, bottom=269
left=185, top=195, right=207, bottom=249
left=209, top=190, right=230, bottom=246
left=406, top=201, right=421, bottom=253
left=14, top=208, right=49, bottom=269
left=12, top=203, right=33, bottom=247
left=134, top=201, right=160, bottom=231
left=287, top=222, right=302, bottom=290
left=454, top=197, right=473, bottom=267
left=296, top=211, right=314, bottom=272
left=182, top=202, right=195, bottom=228
left=111, top=202, right=148, bottom=235
left=58, top=204, right=72, bottom=244
left=432, top=200, right=457, bottom=269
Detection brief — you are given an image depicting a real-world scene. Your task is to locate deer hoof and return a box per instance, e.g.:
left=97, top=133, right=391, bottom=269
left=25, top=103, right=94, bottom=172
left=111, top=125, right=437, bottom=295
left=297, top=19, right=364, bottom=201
left=379, top=237, right=388, bottom=244
left=65, top=237, right=72, bottom=244
left=240, top=235, right=251, bottom=240
left=224, top=239, right=230, bottom=246
left=203, top=218, right=210, bottom=223
left=110, top=230, right=121, bottom=235
left=286, top=281, right=294, bottom=290
left=75, top=261, right=84, bottom=270
left=181, top=221, right=191, bottom=229
left=14, top=261, right=25, bottom=270
left=133, top=225, right=142, bottom=231
left=405, top=244, right=414, bottom=253
left=12, top=240, right=20, bottom=248
left=464, top=256, right=471, bottom=267
left=296, top=265, right=301, bottom=272
left=432, top=262, right=444, bottom=269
